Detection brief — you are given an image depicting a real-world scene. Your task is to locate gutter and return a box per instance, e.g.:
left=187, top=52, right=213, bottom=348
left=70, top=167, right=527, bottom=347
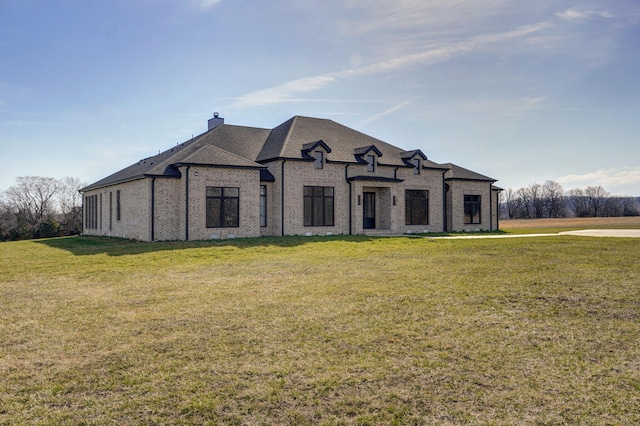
left=185, top=166, right=190, bottom=241
left=442, top=170, right=448, bottom=232
left=151, top=178, right=156, bottom=241
left=281, top=160, right=286, bottom=236
left=345, top=164, right=352, bottom=235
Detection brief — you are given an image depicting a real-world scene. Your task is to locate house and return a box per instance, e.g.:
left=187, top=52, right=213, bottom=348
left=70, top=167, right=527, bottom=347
left=80, top=115, right=501, bottom=241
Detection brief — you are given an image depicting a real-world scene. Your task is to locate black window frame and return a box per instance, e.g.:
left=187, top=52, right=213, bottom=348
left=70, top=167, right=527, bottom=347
left=206, top=186, right=240, bottom=228
left=405, top=189, right=429, bottom=225
left=116, top=190, right=121, bottom=221
left=303, top=186, right=334, bottom=227
left=366, top=154, right=375, bottom=172
left=464, top=195, right=481, bottom=224
left=260, top=185, right=267, bottom=227
left=314, top=151, right=324, bottom=169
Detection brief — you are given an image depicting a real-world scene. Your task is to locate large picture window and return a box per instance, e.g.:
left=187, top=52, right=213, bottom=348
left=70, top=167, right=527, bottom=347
left=206, top=186, right=239, bottom=228
left=304, top=186, right=334, bottom=226
left=405, top=189, right=429, bottom=225
left=464, top=195, right=481, bottom=224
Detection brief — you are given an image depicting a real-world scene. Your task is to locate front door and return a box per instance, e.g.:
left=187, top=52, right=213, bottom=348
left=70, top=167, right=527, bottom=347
left=363, top=192, right=375, bottom=229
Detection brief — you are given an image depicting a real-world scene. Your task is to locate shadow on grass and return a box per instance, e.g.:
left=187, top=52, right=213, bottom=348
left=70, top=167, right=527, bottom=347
left=34, top=234, right=384, bottom=256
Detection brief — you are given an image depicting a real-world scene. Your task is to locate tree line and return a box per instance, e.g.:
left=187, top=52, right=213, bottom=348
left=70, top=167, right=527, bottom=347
left=0, top=176, right=86, bottom=241
left=500, top=180, right=640, bottom=220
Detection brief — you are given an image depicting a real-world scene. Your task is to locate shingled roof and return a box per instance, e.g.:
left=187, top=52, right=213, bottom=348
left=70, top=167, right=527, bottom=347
left=443, top=163, right=496, bottom=182
left=82, top=115, right=455, bottom=192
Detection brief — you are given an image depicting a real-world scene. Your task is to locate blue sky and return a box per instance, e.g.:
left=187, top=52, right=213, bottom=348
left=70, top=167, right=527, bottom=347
left=1, top=0, right=639, bottom=195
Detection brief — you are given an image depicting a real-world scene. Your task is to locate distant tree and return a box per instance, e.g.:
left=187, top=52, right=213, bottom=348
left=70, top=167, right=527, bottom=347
left=4, top=176, right=60, bottom=236
left=57, top=176, right=86, bottom=235
left=568, top=188, right=589, bottom=217
left=585, top=185, right=610, bottom=217
left=542, top=180, right=566, bottom=218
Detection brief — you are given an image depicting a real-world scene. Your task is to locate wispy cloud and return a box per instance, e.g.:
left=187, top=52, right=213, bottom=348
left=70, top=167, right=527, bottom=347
left=556, top=8, right=614, bottom=21
left=360, top=100, right=412, bottom=125
left=231, top=21, right=551, bottom=108
left=557, top=167, right=640, bottom=193
left=193, top=0, right=223, bottom=10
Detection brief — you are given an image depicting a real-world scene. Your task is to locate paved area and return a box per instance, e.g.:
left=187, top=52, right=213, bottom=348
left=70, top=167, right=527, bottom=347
left=432, top=229, right=640, bottom=239
left=559, top=229, right=640, bottom=238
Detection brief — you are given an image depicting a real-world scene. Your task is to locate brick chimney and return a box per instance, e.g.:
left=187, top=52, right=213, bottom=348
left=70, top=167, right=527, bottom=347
left=207, top=112, right=224, bottom=130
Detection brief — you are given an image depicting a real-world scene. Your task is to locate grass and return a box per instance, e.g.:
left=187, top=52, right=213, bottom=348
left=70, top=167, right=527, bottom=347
left=500, top=216, right=640, bottom=234
left=1, top=230, right=639, bottom=425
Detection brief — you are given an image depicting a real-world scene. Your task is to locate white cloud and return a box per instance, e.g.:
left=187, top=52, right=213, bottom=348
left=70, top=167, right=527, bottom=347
left=231, top=21, right=551, bottom=108
left=360, top=100, right=412, bottom=125
left=193, top=0, right=223, bottom=10
left=556, top=8, right=614, bottom=21
left=557, top=167, right=640, bottom=194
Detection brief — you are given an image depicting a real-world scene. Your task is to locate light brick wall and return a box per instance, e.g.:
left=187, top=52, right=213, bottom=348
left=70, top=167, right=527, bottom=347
left=446, top=180, right=494, bottom=232
left=82, top=179, right=151, bottom=241
left=183, top=166, right=262, bottom=240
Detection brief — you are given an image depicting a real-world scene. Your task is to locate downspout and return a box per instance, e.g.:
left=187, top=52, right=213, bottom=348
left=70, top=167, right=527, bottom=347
left=496, top=188, right=500, bottom=231
left=489, top=183, right=493, bottom=231
left=151, top=178, right=156, bottom=241
left=442, top=170, right=448, bottom=232
left=281, top=160, right=286, bottom=236
left=345, top=164, right=352, bottom=235
left=185, top=166, right=190, bottom=241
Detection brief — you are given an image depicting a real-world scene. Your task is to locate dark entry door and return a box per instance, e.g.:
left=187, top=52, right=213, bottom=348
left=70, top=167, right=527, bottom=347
left=363, top=192, right=375, bottom=229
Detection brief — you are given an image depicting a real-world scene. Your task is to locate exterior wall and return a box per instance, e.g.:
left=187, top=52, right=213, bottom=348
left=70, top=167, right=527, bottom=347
left=395, top=166, right=445, bottom=234
left=182, top=166, right=262, bottom=240
left=82, top=178, right=151, bottom=241
left=446, top=180, right=494, bottom=232
left=153, top=178, right=181, bottom=241
left=281, top=159, right=351, bottom=236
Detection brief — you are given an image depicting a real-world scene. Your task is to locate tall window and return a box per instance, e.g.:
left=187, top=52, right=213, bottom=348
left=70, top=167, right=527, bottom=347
left=366, top=155, right=375, bottom=172
left=314, top=151, right=323, bottom=169
left=260, top=185, right=267, bottom=227
left=464, top=195, right=481, bottom=224
left=304, top=186, right=334, bottom=226
left=413, top=158, right=421, bottom=175
left=85, top=195, right=98, bottom=229
left=405, top=189, right=429, bottom=225
left=116, top=190, right=121, bottom=221
left=206, top=187, right=239, bottom=228
left=109, top=192, right=113, bottom=230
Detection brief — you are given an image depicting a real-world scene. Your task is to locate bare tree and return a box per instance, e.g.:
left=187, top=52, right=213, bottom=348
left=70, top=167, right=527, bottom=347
left=585, top=185, right=610, bottom=217
left=542, top=180, right=566, bottom=218
left=57, top=176, right=86, bottom=235
left=568, top=188, right=589, bottom=217
left=4, top=176, right=60, bottom=233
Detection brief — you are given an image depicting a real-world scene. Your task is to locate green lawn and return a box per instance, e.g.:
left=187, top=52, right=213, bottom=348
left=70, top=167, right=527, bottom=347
left=1, top=235, right=639, bottom=425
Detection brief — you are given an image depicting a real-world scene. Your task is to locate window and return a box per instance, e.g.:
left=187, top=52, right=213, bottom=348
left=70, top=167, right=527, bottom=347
left=304, top=186, right=334, bottom=226
left=314, top=151, right=323, bottom=169
left=405, top=190, right=429, bottom=225
left=260, top=185, right=267, bottom=227
left=464, top=195, right=481, bottom=224
left=109, top=192, right=113, bottom=230
left=85, top=194, right=98, bottom=229
left=206, top=187, right=239, bottom=228
left=366, top=155, right=375, bottom=172
left=116, top=190, right=121, bottom=221
left=413, top=158, right=421, bottom=175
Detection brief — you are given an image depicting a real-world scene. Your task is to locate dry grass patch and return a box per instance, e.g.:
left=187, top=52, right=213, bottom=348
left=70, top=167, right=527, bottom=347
left=1, top=235, right=639, bottom=424
left=501, top=216, right=640, bottom=232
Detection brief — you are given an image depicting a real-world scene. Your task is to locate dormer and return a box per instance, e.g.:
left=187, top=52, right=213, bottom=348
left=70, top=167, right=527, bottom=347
left=301, top=140, right=332, bottom=169
left=400, top=150, right=428, bottom=175
left=354, top=145, right=383, bottom=172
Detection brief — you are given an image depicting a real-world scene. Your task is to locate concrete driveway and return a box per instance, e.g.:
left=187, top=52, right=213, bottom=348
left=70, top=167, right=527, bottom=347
left=433, top=229, right=640, bottom=239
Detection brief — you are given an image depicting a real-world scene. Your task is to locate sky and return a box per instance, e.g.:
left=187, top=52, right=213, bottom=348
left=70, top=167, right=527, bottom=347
left=1, top=0, right=639, bottom=196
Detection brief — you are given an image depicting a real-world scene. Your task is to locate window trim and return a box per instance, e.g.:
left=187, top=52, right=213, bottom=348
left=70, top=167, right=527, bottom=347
left=260, top=185, right=267, bottom=227
left=464, top=194, right=482, bottom=224
left=206, top=186, right=240, bottom=228
left=314, top=151, right=324, bottom=169
left=366, top=155, right=375, bottom=172
left=405, top=189, right=429, bottom=225
left=303, top=186, right=335, bottom=227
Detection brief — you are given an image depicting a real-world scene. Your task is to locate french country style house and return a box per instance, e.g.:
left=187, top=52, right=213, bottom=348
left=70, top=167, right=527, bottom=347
left=81, top=114, right=501, bottom=241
